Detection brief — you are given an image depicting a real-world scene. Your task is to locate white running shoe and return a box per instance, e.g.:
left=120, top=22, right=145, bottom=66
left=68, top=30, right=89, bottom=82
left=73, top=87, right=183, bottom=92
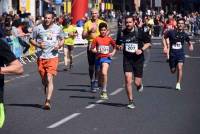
left=137, top=84, right=144, bottom=92
left=176, top=83, right=181, bottom=90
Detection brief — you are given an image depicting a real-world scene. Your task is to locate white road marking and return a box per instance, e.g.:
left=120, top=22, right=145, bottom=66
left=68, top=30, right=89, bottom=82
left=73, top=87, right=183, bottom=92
left=59, top=50, right=87, bottom=64
left=85, top=88, right=124, bottom=109
left=85, top=100, right=105, bottom=109
left=5, top=50, right=87, bottom=83
left=152, top=42, right=162, bottom=45
left=47, top=113, right=81, bottom=128
left=185, top=55, right=200, bottom=59
left=110, top=88, right=124, bottom=96
left=85, top=104, right=96, bottom=109
left=5, top=74, right=30, bottom=83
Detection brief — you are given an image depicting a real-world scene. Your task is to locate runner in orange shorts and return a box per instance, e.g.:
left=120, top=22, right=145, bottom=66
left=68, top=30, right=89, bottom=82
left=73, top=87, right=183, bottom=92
left=30, top=11, right=64, bottom=110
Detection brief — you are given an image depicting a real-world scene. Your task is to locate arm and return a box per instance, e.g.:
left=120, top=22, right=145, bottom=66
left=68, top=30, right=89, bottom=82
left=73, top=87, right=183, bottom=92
left=162, top=36, right=169, bottom=54
left=136, top=43, right=151, bottom=55
left=29, top=38, right=45, bottom=49
left=110, top=38, right=117, bottom=56
left=136, top=29, right=152, bottom=55
left=185, top=34, right=194, bottom=51
left=90, top=38, right=97, bottom=53
left=82, top=22, right=91, bottom=39
left=0, top=42, right=24, bottom=75
left=54, top=38, right=64, bottom=50
left=0, top=60, right=23, bottom=75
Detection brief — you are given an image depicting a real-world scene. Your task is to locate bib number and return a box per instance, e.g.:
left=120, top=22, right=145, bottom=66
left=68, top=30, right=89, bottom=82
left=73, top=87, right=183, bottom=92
left=98, top=46, right=109, bottom=54
left=125, top=43, right=138, bottom=53
left=172, top=42, right=182, bottom=49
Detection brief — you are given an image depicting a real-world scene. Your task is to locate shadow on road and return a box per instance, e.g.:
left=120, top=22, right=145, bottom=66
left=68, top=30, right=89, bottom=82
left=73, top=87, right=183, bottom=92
left=70, top=95, right=96, bottom=99
left=89, top=102, right=127, bottom=107
left=7, top=104, right=42, bottom=109
left=150, top=60, right=167, bottom=63
left=144, top=85, right=175, bottom=90
left=67, top=84, right=90, bottom=87
left=58, top=88, right=89, bottom=92
left=70, top=73, right=88, bottom=75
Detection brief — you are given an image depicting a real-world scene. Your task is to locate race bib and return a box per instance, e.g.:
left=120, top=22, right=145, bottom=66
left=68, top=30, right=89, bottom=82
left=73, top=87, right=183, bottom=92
left=98, top=45, right=110, bottom=54
left=43, top=36, right=57, bottom=42
left=172, top=42, right=182, bottom=49
left=125, top=43, right=138, bottom=53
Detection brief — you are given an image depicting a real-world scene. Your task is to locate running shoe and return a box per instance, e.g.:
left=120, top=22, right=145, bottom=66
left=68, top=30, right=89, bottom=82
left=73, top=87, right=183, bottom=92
left=0, top=103, right=5, bottom=128
left=127, top=100, right=136, bottom=109
left=91, top=81, right=97, bottom=93
left=137, top=84, right=143, bottom=92
left=176, top=83, right=181, bottom=90
left=93, top=80, right=99, bottom=90
left=43, top=99, right=51, bottom=110
left=100, top=91, right=108, bottom=100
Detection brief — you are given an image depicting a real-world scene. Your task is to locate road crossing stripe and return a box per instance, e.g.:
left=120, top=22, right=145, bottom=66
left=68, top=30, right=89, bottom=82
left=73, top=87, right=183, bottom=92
left=47, top=113, right=81, bottom=128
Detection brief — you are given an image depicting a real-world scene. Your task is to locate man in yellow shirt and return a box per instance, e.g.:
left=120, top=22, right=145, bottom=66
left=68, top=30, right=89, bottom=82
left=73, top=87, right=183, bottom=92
left=82, top=8, right=107, bottom=93
left=63, top=19, right=77, bottom=71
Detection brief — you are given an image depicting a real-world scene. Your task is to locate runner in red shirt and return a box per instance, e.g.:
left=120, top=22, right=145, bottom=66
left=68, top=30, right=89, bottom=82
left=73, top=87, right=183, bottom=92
left=91, top=22, right=117, bottom=99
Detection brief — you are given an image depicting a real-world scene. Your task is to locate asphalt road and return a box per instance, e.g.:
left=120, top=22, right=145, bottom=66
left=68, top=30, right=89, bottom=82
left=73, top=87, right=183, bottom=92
left=0, top=26, right=200, bottom=134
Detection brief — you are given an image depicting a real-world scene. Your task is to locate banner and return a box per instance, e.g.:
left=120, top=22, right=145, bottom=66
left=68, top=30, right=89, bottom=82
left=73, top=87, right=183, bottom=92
left=19, top=0, right=31, bottom=12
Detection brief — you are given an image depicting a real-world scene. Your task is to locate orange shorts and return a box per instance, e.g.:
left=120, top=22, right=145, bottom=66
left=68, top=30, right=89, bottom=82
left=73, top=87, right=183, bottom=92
left=37, top=57, right=59, bottom=79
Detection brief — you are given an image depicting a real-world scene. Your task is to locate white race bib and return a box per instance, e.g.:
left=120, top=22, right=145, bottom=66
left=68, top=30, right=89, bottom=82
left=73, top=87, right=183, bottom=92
left=125, top=43, right=138, bottom=53
left=98, top=45, right=110, bottom=54
left=172, top=42, right=182, bottom=49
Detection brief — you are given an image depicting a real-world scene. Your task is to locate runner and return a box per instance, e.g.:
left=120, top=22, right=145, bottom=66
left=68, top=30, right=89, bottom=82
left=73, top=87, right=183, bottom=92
left=63, top=19, right=77, bottom=71
left=117, top=16, right=151, bottom=109
left=0, top=39, right=23, bottom=128
left=82, top=8, right=107, bottom=93
left=30, top=11, right=64, bottom=110
left=163, top=18, right=194, bottom=90
left=90, top=22, right=116, bottom=100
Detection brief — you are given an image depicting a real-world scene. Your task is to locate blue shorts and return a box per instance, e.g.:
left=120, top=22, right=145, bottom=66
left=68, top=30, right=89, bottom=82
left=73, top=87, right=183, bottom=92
left=95, top=57, right=112, bottom=70
left=169, top=53, right=185, bottom=69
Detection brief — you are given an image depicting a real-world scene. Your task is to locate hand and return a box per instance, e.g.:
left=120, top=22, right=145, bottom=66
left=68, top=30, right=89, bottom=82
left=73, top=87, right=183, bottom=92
left=38, top=42, right=45, bottom=49
left=109, top=53, right=114, bottom=57
left=136, top=49, right=143, bottom=55
left=117, top=45, right=123, bottom=51
left=163, top=47, right=168, bottom=54
left=54, top=45, right=60, bottom=50
left=189, top=45, right=194, bottom=51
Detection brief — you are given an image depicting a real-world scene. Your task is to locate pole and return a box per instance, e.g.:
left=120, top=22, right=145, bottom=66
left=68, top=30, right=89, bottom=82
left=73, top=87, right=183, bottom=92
left=39, top=0, right=43, bottom=16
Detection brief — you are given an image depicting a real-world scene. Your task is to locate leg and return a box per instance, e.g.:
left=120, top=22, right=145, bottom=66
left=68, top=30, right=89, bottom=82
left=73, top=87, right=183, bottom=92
left=177, top=62, right=183, bottom=83
left=101, top=63, right=109, bottom=92
left=42, top=73, right=47, bottom=94
left=169, top=57, right=176, bottom=74
left=87, top=49, right=95, bottom=81
left=134, top=77, right=143, bottom=91
left=68, top=46, right=74, bottom=68
left=124, top=72, right=133, bottom=101
left=46, top=73, right=54, bottom=101
left=63, top=46, right=69, bottom=70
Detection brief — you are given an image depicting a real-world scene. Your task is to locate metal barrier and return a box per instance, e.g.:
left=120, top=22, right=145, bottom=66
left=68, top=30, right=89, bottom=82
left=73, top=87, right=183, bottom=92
left=6, top=35, right=37, bottom=64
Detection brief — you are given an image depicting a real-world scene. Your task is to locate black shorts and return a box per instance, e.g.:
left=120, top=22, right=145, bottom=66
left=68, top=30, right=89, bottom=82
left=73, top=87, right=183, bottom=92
left=169, top=53, right=185, bottom=69
left=87, top=46, right=96, bottom=66
left=123, top=56, right=144, bottom=78
left=64, top=45, right=74, bottom=51
left=0, top=87, right=4, bottom=103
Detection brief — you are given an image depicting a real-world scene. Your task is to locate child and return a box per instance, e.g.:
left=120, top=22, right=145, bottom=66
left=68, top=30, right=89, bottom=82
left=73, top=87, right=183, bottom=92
left=90, top=22, right=117, bottom=99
